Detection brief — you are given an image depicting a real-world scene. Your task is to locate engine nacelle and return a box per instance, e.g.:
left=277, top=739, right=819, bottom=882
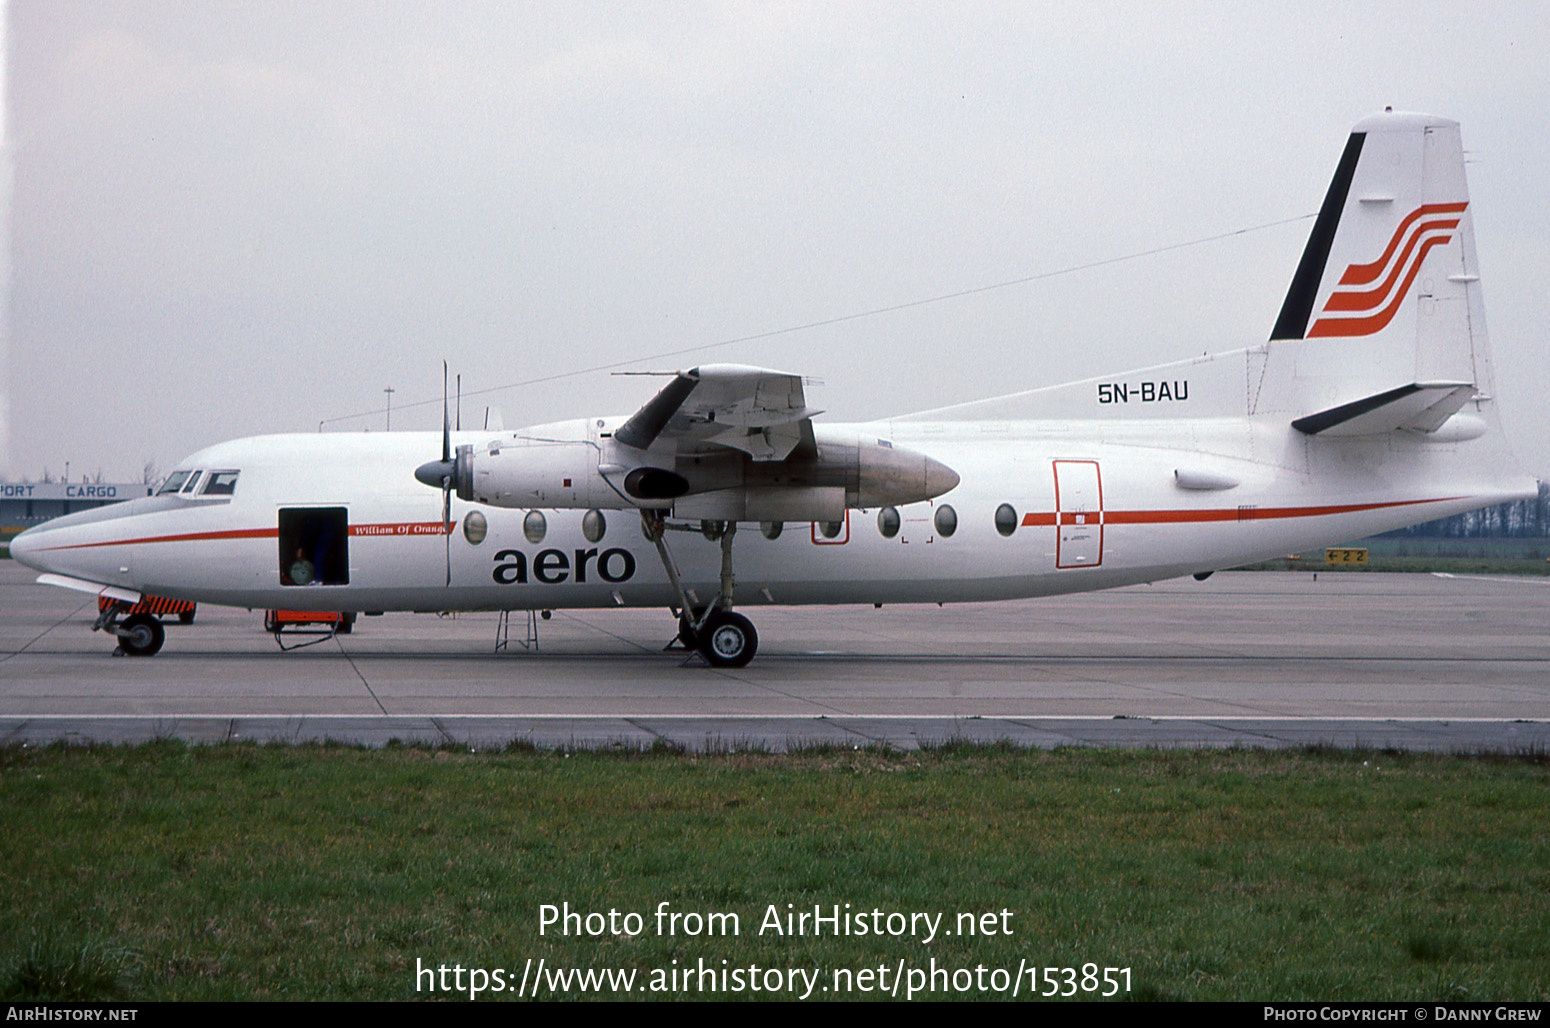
left=451, top=419, right=959, bottom=521
left=462, top=420, right=626, bottom=509
left=672, top=428, right=959, bottom=521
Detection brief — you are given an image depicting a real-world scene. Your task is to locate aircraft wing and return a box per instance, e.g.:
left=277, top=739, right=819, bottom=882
left=37, top=572, right=142, bottom=604
left=614, top=363, right=820, bottom=461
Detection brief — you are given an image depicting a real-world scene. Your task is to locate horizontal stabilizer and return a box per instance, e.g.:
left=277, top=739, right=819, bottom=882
left=1291, top=382, right=1475, bottom=436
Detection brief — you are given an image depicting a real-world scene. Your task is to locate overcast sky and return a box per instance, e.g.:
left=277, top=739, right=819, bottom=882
left=4, top=1, right=1548, bottom=483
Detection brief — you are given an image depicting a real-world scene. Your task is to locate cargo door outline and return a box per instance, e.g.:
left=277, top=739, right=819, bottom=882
left=1053, top=460, right=1103, bottom=569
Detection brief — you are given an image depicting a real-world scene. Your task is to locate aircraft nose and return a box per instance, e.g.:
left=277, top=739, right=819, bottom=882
left=7, top=524, right=47, bottom=570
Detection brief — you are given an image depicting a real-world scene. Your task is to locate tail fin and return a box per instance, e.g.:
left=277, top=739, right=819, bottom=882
left=897, top=111, right=1514, bottom=440
left=1269, top=111, right=1492, bottom=396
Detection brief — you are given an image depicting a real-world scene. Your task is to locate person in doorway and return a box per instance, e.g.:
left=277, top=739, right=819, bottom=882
left=288, top=547, right=315, bottom=585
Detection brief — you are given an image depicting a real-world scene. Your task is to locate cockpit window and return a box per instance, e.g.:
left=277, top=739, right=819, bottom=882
left=202, top=470, right=240, bottom=496
left=158, top=471, right=193, bottom=495
left=181, top=471, right=204, bottom=494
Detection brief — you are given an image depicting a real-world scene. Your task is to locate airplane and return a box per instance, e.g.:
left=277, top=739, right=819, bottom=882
left=10, top=111, right=1536, bottom=667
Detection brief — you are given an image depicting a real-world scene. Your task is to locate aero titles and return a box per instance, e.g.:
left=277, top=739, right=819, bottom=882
left=491, top=546, right=636, bottom=586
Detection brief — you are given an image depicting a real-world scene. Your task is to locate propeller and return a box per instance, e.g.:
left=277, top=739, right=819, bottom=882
left=413, top=362, right=457, bottom=586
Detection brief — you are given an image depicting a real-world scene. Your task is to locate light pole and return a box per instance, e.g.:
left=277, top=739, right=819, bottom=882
left=384, top=387, right=395, bottom=431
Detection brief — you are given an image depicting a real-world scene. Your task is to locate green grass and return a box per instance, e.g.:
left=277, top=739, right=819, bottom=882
left=2, top=742, right=1547, bottom=1001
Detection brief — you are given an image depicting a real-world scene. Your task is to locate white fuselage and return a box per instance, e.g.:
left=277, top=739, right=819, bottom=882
left=11, top=414, right=1521, bottom=615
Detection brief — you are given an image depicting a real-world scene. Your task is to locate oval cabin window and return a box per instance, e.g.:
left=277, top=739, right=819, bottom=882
left=463, top=510, right=488, bottom=545
left=877, top=507, right=900, bottom=539
left=994, top=503, right=1017, bottom=537
left=523, top=510, right=547, bottom=544
left=934, top=505, right=957, bottom=538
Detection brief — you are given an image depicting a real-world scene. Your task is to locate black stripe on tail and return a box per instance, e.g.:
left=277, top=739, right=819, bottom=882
left=1270, top=132, right=1366, bottom=341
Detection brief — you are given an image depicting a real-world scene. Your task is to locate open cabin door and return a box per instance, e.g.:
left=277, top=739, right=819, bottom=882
left=278, top=507, right=350, bottom=586
left=1053, top=460, right=1103, bottom=569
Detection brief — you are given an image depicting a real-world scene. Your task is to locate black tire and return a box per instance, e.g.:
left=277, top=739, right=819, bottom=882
left=337, top=613, right=355, bottom=635
left=120, top=613, right=165, bottom=657
left=677, top=607, right=707, bottom=649
left=698, top=611, right=758, bottom=668
left=178, top=609, right=196, bottom=625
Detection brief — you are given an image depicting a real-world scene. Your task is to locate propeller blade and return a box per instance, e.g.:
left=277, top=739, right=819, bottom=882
left=443, top=478, right=452, bottom=587
left=416, top=361, right=456, bottom=489
left=441, top=361, right=451, bottom=464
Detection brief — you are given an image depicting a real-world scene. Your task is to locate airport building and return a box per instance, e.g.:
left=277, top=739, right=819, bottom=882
left=1, top=481, right=150, bottom=550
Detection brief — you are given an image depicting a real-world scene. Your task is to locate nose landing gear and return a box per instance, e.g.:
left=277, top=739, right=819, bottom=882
left=94, top=608, right=165, bottom=657
left=118, top=614, right=166, bottom=656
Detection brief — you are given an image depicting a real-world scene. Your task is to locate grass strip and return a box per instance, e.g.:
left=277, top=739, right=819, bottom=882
left=2, top=742, right=1546, bottom=1001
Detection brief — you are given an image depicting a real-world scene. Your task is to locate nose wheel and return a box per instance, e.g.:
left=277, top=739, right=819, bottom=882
left=116, top=613, right=165, bottom=657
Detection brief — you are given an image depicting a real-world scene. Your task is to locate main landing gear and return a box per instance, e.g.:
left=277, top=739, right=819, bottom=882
left=643, top=512, right=759, bottom=668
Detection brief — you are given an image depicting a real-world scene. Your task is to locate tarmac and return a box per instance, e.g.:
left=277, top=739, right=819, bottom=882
left=3, top=560, right=1547, bottom=752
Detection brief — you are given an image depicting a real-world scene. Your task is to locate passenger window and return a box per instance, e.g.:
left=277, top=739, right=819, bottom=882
left=582, top=509, right=606, bottom=543
left=934, top=504, right=957, bottom=538
left=202, top=470, right=240, bottom=496
left=760, top=521, right=783, bottom=540
left=524, top=510, right=547, bottom=544
left=877, top=507, right=900, bottom=539
left=463, top=510, right=488, bottom=545
left=819, top=520, right=844, bottom=539
left=994, top=503, right=1018, bottom=537
left=158, top=471, right=192, bottom=495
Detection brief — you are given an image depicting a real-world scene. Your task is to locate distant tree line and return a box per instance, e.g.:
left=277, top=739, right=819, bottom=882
left=1384, top=481, right=1550, bottom=538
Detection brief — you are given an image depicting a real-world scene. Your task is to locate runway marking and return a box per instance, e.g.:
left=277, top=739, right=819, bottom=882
left=4, top=714, right=1543, bottom=723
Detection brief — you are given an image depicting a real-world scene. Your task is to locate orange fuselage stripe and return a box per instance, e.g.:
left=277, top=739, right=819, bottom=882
left=1022, top=496, right=1458, bottom=528
left=37, top=521, right=446, bottom=552
left=36, top=499, right=1461, bottom=552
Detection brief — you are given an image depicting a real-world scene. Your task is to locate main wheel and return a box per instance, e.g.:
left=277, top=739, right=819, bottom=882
left=119, top=613, right=165, bottom=657
left=178, top=609, right=196, bottom=625
left=698, top=611, right=757, bottom=668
